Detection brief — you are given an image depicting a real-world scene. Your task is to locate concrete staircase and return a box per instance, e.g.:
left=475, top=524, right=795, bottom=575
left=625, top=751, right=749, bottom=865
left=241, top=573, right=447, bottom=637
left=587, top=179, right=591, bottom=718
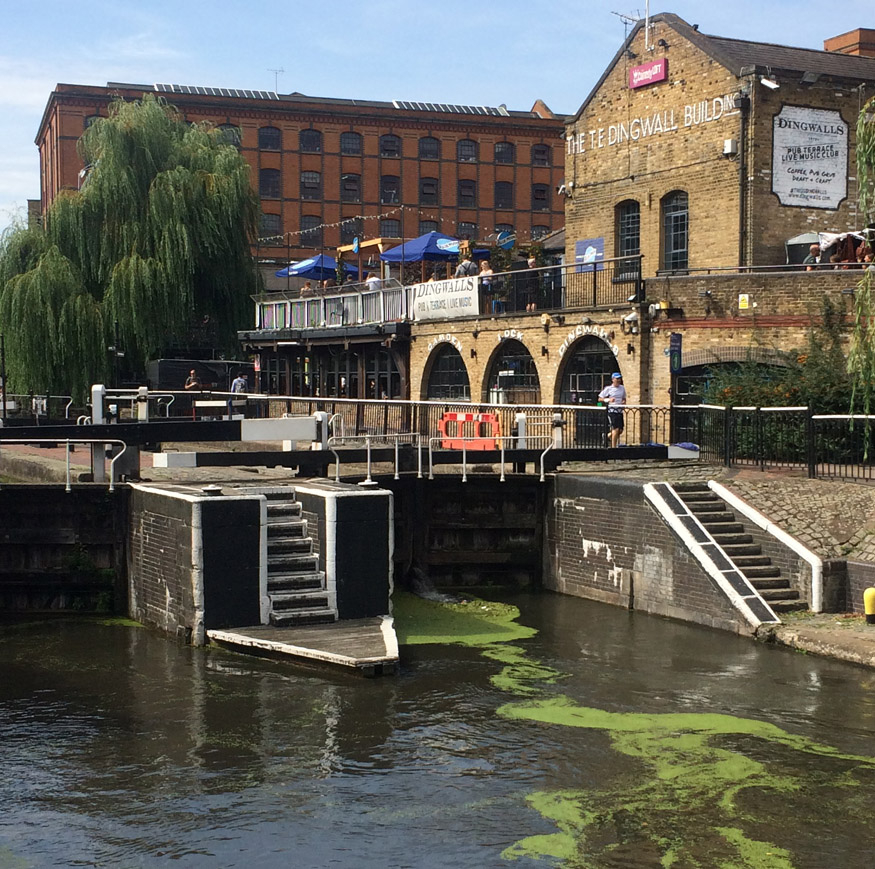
left=674, top=483, right=807, bottom=614
left=265, top=493, right=336, bottom=626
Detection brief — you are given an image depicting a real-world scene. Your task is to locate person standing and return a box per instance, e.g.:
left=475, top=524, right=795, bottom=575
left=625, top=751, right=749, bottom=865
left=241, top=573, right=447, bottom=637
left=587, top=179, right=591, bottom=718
left=803, top=244, right=821, bottom=271
left=231, top=371, right=248, bottom=393
left=184, top=369, right=202, bottom=390
left=598, top=372, right=627, bottom=448
left=455, top=255, right=478, bottom=278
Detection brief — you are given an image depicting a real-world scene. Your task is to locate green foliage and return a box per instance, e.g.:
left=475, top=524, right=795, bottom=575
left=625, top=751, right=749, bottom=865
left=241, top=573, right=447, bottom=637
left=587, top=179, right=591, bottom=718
left=850, top=100, right=875, bottom=417
left=0, top=94, right=259, bottom=397
left=701, top=296, right=849, bottom=412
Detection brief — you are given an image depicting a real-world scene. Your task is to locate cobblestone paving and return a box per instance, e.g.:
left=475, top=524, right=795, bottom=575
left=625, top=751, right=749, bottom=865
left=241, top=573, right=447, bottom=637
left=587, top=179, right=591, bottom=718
left=564, top=460, right=875, bottom=562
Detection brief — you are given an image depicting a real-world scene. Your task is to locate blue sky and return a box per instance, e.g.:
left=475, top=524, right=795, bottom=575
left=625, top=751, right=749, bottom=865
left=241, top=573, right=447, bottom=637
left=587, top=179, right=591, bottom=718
left=0, top=1, right=860, bottom=232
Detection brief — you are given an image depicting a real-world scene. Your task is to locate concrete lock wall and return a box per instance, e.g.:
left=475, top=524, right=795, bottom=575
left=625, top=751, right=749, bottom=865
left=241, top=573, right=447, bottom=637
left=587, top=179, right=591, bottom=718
left=294, top=482, right=393, bottom=620
left=545, top=475, right=760, bottom=634
left=0, top=486, right=128, bottom=613
left=128, top=486, right=263, bottom=644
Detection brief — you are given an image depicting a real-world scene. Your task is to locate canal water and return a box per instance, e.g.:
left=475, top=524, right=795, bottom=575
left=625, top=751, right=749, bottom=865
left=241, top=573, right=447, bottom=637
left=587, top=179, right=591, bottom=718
left=2, top=593, right=875, bottom=868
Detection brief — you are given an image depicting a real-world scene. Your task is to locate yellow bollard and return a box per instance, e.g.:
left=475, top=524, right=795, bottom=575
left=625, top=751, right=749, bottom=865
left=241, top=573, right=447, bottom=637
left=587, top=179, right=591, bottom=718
left=864, top=588, right=875, bottom=625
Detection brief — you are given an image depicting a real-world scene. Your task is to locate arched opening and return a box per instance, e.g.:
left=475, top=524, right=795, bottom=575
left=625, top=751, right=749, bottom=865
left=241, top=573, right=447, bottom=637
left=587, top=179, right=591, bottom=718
left=485, top=340, right=540, bottom=405
left=425, top=344, right=471, bottom=401
left=557, top=336, right=618, bottom=405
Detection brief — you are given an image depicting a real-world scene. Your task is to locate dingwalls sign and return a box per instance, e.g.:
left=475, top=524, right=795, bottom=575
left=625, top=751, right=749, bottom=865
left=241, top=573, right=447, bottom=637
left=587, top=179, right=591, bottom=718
left=412, top=276, right=479, bottom=322
left=629, top=58, right=667, bottom=89
left=771, top=105, right=847, bottom=210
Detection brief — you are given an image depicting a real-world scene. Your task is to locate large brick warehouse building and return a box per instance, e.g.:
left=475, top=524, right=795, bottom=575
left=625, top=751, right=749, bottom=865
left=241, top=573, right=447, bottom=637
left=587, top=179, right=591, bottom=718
left=35, top=82, right=566, bottom=274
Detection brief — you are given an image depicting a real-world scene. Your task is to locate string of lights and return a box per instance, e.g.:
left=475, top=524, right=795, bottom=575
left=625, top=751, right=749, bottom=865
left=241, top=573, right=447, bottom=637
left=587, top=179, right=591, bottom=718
left=256, top=206, right=548, bottom=248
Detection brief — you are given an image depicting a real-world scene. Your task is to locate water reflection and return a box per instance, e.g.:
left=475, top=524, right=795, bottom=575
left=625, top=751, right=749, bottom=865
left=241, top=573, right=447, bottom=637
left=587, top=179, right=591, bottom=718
left=1, top=595, right=875, bottom=867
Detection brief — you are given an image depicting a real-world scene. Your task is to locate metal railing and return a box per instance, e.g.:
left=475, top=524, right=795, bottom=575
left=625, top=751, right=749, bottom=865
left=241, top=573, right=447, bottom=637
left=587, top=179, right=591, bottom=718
left=251, top=256, right=643, bottom=331
left=0, top=438, right=128, bottom=492
left=0, top=394, right=74, bottom=421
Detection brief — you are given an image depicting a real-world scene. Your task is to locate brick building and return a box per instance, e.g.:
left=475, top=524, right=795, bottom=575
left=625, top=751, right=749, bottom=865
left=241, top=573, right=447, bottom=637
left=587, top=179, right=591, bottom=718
left=564, top=14, right=875, bottom=276
left=35, top=82, right=566, bottom=275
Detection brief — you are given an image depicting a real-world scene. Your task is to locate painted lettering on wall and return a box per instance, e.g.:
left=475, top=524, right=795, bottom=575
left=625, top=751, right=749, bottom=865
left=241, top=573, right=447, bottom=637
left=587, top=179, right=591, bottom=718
left=558, top=324, right=619, bottom=358
left=427, top=334, right=463, bottom=354
left=771, top=106, right=848, bottom=210
left=496, top=329, right=524, bottom=342
left=567, top=95, right=735, bottom=155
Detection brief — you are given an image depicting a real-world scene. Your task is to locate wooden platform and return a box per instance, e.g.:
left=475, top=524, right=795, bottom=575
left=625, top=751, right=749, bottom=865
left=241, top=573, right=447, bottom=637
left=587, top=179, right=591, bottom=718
left=207, top=615, right=399, bottom=676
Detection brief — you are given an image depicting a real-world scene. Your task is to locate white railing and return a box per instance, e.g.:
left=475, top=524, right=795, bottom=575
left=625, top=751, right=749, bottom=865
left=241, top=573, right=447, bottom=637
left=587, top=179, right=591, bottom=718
left=0, top=438, right=129, bottom=492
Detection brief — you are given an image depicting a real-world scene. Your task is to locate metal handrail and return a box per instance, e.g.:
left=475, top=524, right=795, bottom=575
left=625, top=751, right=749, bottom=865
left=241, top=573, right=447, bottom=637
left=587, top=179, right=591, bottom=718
left=0, top=438, right=128, bottom=492
left=327, top=433, right=420, bottom=483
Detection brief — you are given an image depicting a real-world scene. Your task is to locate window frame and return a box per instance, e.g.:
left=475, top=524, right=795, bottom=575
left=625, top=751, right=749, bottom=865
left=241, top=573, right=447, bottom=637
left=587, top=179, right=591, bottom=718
left=300, top=215, right=323, bottom=248
left=340, top=131, right=362, bottom=156
left=532, top=143, right=550, bottom=166
left=494, top=181, right=514, bottom=210
left=340, top=173, right=362, bottom=203
left=457, top=139, right=478, bottom=163
left=661, top=190, right=689, bottom=272
left=258, top=126, right=281, bottom=151
left=419, top=137, right=440, bottom=160
left=380, top=175, right=400, bottom=204
left=259, top=167, right=281, bottom=199
left=494, top=141, right=515, bottom=164
left=299, top=129, right=322, bottom=153
left=380, top=134, right=401, bottom=157
left=458, top=178, right=477, bottom=208
left=532, top=183, right=550, bottom=211
left=300, top=170, right=322, bottom=200
left=616, top=200, right=641, bottom=259
left=419, top=177, right=439, bottom=206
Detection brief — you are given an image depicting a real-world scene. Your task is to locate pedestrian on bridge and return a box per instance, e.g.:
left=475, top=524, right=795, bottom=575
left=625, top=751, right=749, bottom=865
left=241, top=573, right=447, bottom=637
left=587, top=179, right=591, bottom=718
left=599, top=373, right=626, bottom=449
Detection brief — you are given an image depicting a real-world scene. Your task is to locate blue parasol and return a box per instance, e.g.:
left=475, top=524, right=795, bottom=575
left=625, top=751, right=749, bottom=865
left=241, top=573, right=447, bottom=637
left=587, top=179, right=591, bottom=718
left=275, top=254, right=359, bottom=280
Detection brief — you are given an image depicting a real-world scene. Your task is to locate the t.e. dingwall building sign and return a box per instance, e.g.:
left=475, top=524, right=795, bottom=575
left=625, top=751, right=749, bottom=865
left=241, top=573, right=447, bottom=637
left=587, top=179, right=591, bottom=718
left=771, top=106, right=848, bottom=210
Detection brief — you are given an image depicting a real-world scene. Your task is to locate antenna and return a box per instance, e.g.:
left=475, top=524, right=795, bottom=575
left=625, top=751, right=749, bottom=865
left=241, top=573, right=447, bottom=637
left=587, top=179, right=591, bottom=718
left=268, top=67, right=284, bottom=92
left=611, top=10, right=640, bottom=41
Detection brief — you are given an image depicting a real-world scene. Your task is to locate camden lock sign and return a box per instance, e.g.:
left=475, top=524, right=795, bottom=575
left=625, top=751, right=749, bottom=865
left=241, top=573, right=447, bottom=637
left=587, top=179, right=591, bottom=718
left=412, top=276, right=480, bottom=322
left=771, top=106, right=847, bottom=210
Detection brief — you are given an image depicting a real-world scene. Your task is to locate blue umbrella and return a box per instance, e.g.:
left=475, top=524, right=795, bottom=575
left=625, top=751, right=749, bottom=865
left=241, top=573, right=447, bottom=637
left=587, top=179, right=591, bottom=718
left=275, top=254, right=358, bottom=280
left=380, top=231, right=461, bottom=262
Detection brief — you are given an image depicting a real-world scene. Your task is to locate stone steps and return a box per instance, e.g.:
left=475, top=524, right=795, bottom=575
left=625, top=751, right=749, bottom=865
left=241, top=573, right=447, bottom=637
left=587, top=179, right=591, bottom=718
left=675, top=483, right=807, bottom=615
left=264, top=495, right=335, bottom=627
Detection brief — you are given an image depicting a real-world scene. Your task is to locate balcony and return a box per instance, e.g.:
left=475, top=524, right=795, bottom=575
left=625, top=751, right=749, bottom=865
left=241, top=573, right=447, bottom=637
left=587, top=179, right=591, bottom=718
left=246, top=256, right=644, bottom=336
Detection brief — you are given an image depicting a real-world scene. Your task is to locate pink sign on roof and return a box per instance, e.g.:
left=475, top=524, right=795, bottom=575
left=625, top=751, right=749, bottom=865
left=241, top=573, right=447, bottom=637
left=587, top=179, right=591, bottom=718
left=629, top=58, right=667, bottom=89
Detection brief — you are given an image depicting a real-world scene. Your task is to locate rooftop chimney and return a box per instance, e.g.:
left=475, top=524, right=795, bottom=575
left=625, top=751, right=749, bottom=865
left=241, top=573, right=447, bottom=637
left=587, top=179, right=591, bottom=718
left=824, top=28, right=875, bottom=57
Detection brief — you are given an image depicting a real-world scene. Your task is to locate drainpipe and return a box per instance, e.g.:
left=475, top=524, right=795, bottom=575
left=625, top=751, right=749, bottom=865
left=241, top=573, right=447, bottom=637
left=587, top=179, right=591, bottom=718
left=734, top=93, right=751, bottom=268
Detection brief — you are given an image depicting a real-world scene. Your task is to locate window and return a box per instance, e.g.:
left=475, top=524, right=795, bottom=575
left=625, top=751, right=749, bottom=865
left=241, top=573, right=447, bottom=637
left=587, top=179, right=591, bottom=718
left=426, top=344, right=471, bottom=401
left=458, top=178, right=477, bottom=208
left=340, top=132, right=362, bottom=155
left=300, top=171, right=321, bottom=200
left=84, top=114, right=101, bottom=129
left=419, top=177, right=438, bottom=206
left=340, top=217, right=362, bottom=244
left=486, top=339, right=541, bottom=405
left=258, top=126, right=281, bottom=150
left=260, top=213, right=282, bottom=238
left=532, top=225, right=550, bottom=241
left=532, top=184, right=550, bottom=211
left=341, top=173, right=361, bottom=203
left=299, top=129, right=322, bottom=152
left=495, top=223, right=514, bottom=235
left=458, top=221, right=477, bottom=240
left=457, top=139, right=478, bottom=163
left=419, top=220, right=438, bottom=235
left=380, top=219, right=400, bottom=237
left=218, top=124, right=242, bottom=148
left=532, top=144, right=550, bottom=166
left=381, top=134, right=401, bottom=157
left=661, top=191, right=689, bottom=271
left=259, top=168, right=281, bottom=199
left=494, top=141, right=515, bottom=164
left=381, top=175, right=400, bottom=204
left=300, top=215, right=322, bottom=248
left=616, top=200, right=640, bottom=258
left=419, top=137, right=440, bottom=160
left=495, top=181, right=513, bottom=210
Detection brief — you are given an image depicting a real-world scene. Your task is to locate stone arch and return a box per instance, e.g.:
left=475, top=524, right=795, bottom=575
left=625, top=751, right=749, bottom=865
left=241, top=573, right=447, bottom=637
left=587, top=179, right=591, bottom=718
left=681, top=346, right=790, bottom=370
left=421, top=339, right=471, bottom=401
left=482, top=338, right=541, bottom=405
left=555, top=334, right=620, bottom=405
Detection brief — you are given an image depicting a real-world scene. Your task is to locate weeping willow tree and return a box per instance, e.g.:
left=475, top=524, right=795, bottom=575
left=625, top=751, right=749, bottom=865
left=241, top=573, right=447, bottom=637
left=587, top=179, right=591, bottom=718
left=849, top=96, right=875, bottom=416
left=0, top=94, right=259, bottom=398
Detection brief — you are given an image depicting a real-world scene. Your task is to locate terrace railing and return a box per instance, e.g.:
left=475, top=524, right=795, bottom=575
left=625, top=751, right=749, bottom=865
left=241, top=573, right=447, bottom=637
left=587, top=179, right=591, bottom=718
left=251, top=256, right=643, bottom=332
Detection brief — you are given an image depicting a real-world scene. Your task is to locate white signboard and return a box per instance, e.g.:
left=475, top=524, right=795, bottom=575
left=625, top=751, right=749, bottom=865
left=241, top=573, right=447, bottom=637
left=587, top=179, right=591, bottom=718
left=772, top=106, right=847, bottom=210
left=412, top=276, right=479, bottom=321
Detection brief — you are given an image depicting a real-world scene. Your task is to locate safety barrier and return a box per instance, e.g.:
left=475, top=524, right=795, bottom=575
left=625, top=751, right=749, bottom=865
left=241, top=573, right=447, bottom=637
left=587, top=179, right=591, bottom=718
left=437, top=412, right=501, bottom=451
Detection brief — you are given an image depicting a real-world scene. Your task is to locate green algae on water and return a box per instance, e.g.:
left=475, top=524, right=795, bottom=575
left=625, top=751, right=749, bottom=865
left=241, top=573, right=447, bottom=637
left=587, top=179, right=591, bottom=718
left=392, top=591, right=536, bottom=647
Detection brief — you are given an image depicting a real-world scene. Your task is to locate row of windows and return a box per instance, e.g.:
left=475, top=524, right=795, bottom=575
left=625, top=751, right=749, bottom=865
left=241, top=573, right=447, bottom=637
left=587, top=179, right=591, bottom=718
left=85, top=114, right=554, bottom=165
left=259, top=169, right=552, bottom=210
left=614, top=191, right=689, bottom=271
left=256, top=127, right=551, bottom=164
left=259, top=214, right=549, bottom=245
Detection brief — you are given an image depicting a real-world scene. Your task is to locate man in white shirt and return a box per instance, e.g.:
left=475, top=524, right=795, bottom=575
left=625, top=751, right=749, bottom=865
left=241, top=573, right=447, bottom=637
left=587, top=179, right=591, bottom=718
left=598, top=372, right=627, bottom=448
left=365, top=272, right=382, bottom=290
